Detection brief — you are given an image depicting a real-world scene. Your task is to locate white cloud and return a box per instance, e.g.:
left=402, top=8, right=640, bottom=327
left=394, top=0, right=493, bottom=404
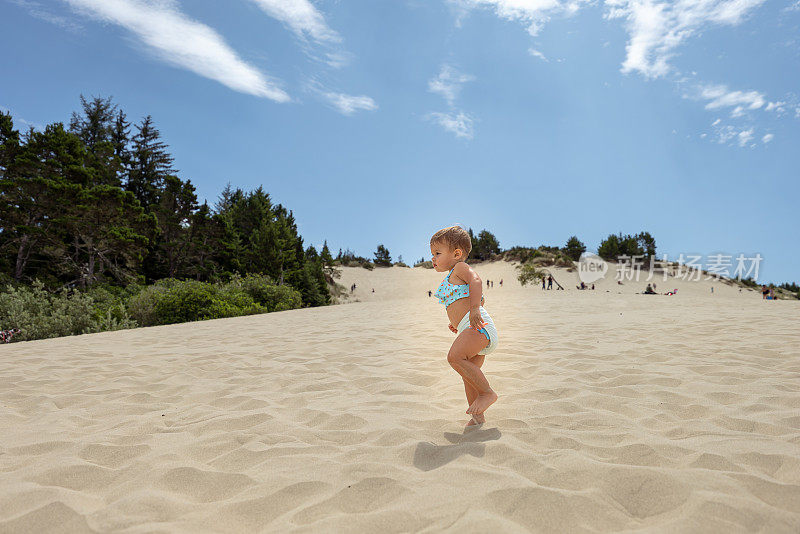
left=700, top=84, right=764, bottom=111
left=248, top=0, right=340, bottom=44
left=762, top=133, right=774, bottom=143
left=427, top=111, right=475, bottom=139
left=684, top=82, right=789, bottom=121
left=63, top=0, right=289, bottom=102
left=248, top=0, right=347, bottom=68
left=709, top=120, right=758, bottom=147
left=737, top=128, right=754, bottom=147
left=11, top=0, right=83, bottom=32
left=605, top=0, right=766, bottom=79
left=529, top=48, right=548, bottom=61
left=453, top=0, right=589, bottom=36
left=428, top=65, right=475, bottom=106
left=320, top=92, right=378, bottom=115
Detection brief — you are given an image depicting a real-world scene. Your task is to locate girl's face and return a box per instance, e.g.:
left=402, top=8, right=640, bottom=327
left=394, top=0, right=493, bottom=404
left=430, top=242, right=464, bottom=272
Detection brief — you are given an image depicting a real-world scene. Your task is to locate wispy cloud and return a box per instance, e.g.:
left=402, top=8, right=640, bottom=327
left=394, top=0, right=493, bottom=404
left=452, top=0, right=588, bottom=36
left=63, top=0, right=290, bottom=102
left=427, top=64, right=476, bottom=139
left=248, top=0, right=347, bottom=68
left=248, top=0, right=340, bottom=44
left=321, top=91, right=378, bottom=115
left=10, top=0, right=83, bottom=32
left=427, top=111, right=475, bottom=139
left=305, top=80, right=377, bottom=115
left=528, top=48, right=548, bottom=61
left=685, top=82, right=788, bottom=120
left=604, top=0, right=766, bottom=79
left=709, top=119, right=756, bottom=147
left=762, top=133, right=774, bottom=144
left=428, top=65, right=475, bottom=106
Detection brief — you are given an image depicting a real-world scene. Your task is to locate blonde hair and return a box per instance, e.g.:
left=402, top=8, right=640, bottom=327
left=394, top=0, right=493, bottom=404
left=430, top=225, right=472, bottom=257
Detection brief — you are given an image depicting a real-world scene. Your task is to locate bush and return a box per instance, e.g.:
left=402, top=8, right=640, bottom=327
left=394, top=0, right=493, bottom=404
left=516, top=263, right=547, bottom=286
left=414, top=260, right=433, bottom=268
left=126, top=279, right=265, bottom=326
left=0, top=280, right=103, bottom=341
left=230, top=274, right=303, bottom=312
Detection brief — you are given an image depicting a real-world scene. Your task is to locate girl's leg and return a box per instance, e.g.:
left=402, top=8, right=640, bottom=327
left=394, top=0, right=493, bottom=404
left=463, top=354, right=485, bottom=425
left=447, top=330, right=497, bottom=415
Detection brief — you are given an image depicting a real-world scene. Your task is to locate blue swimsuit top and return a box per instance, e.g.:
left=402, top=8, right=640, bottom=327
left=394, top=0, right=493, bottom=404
left=434, top=267, right=470, bottom=307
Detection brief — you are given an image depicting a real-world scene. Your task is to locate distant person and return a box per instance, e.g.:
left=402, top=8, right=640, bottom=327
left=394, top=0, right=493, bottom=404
left=542, top=277, right=546, bottom=290
left=644, top=283, right=657, bottom=294
left=487, top=279, right=490, bottom=288
left=547, top=275, right=553, bottom=290
left=428, top=290, right=432, bottom=297
left=761, top=285, right=769, bottom=299
left=372, top=288, right=375, bottom=293
left=430, top=225, right=499, bottom=427
left=769, top=287, right=775, bottom=300
left=490, top=280, right=494, bottom=288
left=499, top=279, right=503, bottom=287
left=653, top=283, right=657, bottom=291
left=591, top=283, right=595, bottom=290
left=711, top=286, right=714, bottom=294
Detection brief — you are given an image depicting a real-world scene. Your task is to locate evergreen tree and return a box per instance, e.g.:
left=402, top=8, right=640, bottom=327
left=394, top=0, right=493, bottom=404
left=597, top=234, right=621, bottom=261
left=184, top=201, right=222, bottom=281
left=374, top=244, right=392, bottom=266
left=564, top=236, right=586, bottom=261
left=320, top=240, right=334, bottom=265
left=472, top=229, right=500, bottom=260
left=127, top=115, right=174, bottom=210
left=150, top=175, right=198, bottom=278
left=69, top=95, right=122, bottom=187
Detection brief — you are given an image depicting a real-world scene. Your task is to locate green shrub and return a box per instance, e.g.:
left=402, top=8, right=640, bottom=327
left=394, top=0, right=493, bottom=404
left=126, top=278, right=265, bottom=326
left=0, top=281, right=97, bottom=341
left=229, top=274, right=302, bottom=312
left=414, top=260, right=433, bottom=269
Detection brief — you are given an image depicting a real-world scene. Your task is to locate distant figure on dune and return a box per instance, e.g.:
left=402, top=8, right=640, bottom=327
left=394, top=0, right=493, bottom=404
left=547, top=275, right=553, bottom=290
left=761, top=285, right=769, bottom=299
left=430, top=225, right=499, bottom=427
left=500, top=279, right=503, bottom=287
left=644, top=284, right=657, bottom=295
left=592, top=283, right=595, bottom=290
left=542, top=277, right=546, bottom=290
left=428, top=290, right=432, bottom=297
left=711, top=286, right=714, bottom=294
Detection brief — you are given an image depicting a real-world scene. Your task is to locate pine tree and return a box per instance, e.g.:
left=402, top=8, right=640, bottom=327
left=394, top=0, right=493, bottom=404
left=127, top=115, right=174, bottom=210
left=564, top=236, right=586, bottom=261
left=374, top=244, right=392, bottom=266
left=69, top=95, right=122, bottom=187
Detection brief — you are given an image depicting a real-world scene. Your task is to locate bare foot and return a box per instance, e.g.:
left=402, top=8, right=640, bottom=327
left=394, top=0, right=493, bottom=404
left=466, top=390, right=498, bottom=415
left=465, top=417, right=481, bottom=427
left=471, top=413, right=485, bottom=425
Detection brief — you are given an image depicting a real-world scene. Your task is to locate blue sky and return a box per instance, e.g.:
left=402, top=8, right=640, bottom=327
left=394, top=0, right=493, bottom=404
left=2, top=0, right=799, bottom=283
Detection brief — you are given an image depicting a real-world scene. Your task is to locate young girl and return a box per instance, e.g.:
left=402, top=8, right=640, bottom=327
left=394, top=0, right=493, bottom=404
left=430, top=225, right=499, bottom=425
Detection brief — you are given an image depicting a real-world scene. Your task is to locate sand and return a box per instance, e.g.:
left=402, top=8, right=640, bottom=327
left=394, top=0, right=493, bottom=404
left=1, top=261, right=799, bottom=533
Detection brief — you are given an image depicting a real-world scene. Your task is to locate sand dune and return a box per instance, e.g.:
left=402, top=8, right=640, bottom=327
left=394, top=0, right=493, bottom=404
left=1, top=261, right=799, bottom=532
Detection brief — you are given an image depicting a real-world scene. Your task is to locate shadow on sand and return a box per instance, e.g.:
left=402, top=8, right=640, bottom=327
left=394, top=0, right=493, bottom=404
left=413, top=426, right=502, bottom=471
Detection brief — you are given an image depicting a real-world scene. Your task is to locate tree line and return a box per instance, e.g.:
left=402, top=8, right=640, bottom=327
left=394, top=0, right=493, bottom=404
left=0, top=96, right=329, bottom=306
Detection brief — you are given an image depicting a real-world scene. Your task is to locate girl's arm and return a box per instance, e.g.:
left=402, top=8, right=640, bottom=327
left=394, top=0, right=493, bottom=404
left=453, top=263, right=486, bottom=329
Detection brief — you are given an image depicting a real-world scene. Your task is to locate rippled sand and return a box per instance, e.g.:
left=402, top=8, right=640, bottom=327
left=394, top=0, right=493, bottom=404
left=1, top=262, right=799, bottom=532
